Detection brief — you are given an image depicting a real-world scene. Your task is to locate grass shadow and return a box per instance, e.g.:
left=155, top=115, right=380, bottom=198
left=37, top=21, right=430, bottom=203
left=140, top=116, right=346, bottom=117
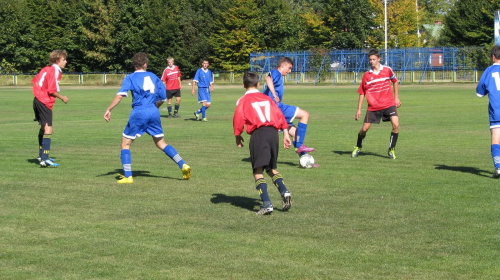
left=97, top=169, right=182, bottom=180
left=211, top=193, right=261, bottom=212
left=434, top=164, right=492, bottom=178
left=333, top=150, right=388, bottom=159
left=240, top=156, right=297, bottom=167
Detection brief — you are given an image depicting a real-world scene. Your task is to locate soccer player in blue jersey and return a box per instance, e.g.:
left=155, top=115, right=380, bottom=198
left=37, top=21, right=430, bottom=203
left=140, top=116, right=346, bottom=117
left=263, top=57, right=317, bottom=164
left=191, top=59, right=214, bottom=121
left=104, top=52, right=191, bottom=183
left=477, top=45, right=500, bottom=178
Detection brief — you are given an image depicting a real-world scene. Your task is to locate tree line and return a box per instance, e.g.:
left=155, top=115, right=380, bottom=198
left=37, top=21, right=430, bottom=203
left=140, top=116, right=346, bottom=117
left=0, top=0, right=498, bottom=77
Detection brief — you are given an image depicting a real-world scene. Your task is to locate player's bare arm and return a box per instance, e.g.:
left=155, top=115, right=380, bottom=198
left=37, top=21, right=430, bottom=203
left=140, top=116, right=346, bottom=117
left=104, top=95, right=123, bottom=122
left=50, top=92, right=68, bottom=104
left=191, top=81, right=196, bottom=96
left=393, top=81, right=401, bottom=107
left=282, top=128, right=291, bottom=149
left=355, top=94, right=365, bottom=121
left=265, top=75, right=280, bottom=103
left=235, top=135, right=244, bottom=147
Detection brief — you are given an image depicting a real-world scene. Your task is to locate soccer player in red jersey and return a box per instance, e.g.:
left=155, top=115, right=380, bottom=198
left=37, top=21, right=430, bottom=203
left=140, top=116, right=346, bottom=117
left=233, top=72, right=293, bottom=215
left=160, top=57, right=182, bottom=118
left=352, top=49, right=401, bottom=159
left=32, top=50, right=69, bottom=167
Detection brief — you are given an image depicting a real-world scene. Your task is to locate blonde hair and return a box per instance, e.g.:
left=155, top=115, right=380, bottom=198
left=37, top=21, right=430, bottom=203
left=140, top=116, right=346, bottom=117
left=49, top=50, right=67, bottom=65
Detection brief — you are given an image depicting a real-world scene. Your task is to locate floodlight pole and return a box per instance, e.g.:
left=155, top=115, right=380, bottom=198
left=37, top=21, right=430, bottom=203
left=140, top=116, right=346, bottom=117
left=384, top=0, right=388, bottom=65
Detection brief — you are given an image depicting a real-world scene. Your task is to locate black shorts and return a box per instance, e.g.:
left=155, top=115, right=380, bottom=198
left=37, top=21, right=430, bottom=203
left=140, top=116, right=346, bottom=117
left=33, top=97, right=52, bottom=126
left=364, top=106, right=398, bottom=124
left=249, top=126, right=279, bottom=172
left=166, top=89, right=181, bottom=99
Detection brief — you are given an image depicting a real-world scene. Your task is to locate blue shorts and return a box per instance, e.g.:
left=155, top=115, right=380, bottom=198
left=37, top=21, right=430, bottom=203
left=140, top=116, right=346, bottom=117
left=198, top=87, right=211, bottom=104
left=123, top=107, right=164, bottom=139
left=278, top=103, right=298, bottom=124
left=490, top=121, right=500, bottom=129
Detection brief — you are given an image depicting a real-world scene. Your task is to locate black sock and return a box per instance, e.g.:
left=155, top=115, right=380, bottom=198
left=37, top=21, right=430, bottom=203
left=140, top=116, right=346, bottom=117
left=390, top=132, right=398, bottom=149
left=356, top=133, right=365, bottom=148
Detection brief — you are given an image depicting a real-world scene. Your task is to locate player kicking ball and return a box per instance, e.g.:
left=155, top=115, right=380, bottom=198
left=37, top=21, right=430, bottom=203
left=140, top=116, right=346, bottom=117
left=233, top=72, right=293, bottom=215
left=104, top=52, right=191, bottom=183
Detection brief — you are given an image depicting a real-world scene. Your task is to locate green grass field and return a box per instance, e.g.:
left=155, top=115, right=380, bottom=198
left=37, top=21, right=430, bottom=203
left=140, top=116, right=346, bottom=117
left=1, top=83, right=499, bottom=279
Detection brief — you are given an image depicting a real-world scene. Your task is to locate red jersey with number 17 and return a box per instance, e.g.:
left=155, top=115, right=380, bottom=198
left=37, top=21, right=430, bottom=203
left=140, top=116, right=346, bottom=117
left=233, top=89, right=289, bottom=135
left=358, top=65, right=397, bottom=111
left=32, top=64, right=62, bottom=110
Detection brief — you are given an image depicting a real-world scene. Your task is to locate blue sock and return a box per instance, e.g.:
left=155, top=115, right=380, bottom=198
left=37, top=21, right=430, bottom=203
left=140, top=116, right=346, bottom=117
left=255, top=178, right=271, bottom=206
left=201, top=106, right=207, bottom=118
left=272, top=173, right=288, bottom=194
left=41, top=134, right=52, bottom=161
left=120, top=149, right=132, bottom=178
left=492, top=144, right=500, bottom=169
left=296, top=122, right=308, bottom=148
left=163, top=145, right=186, bottom=169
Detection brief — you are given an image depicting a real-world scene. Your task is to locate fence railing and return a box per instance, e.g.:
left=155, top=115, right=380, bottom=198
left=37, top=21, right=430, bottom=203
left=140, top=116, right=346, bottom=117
left=0, top=70, right=482, bottom=86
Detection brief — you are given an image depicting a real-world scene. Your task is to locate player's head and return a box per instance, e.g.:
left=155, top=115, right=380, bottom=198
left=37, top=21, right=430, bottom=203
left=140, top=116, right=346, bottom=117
left=49, top=50, right=67, bottom=68
left=277, top=57, right=293, bottom=76
left=201, top=59, right=209, bottom=69
left=132, top=52, right=148, bottom=70
left=167, top=57, right=174, bottom=67
left=243, top=72, right=260, bottom=89
left=491, top=45, right=500, bottom=62
left=368, top=49, right=381, bottom=68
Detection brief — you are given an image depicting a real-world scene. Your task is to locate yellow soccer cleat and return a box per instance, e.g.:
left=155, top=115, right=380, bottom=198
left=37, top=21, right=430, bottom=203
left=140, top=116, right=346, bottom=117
left=182, top=164, right=191, bottom=180
left=117, top=175, right=134, bottom=184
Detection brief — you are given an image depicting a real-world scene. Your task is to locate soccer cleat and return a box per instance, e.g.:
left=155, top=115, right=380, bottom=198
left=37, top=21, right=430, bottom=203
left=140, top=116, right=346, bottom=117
left=202, top=118, right=208, bottom=122
left=282, top=191, right=292, bottom=211
left=492, top=169, right=500, bottom=179
left=256, top=204, right=273, bottom=215
left=182, top=164, right=191, bottom=180
left=352, top=146, right=361, bottom=158
left=194, top=111, right=200, bottom=121
left=295, top=144, right=315, bottom=154
left=39, top=159, right=59, bottom=168
left=117, top=175, right=134, bottom=184
left=388, top=148, right=396, bottom=159
left=37, top=156, right=54, bottom=162
left=312, top=163, right=320, bottom=168
left=167, top=114, right=173, bottom=118
left=173, top=113, right=181, bottom=118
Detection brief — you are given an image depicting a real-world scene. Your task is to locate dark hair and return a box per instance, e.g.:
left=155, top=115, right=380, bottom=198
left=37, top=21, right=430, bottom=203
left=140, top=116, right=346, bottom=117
left=277, top=57, right=293, bottom=67
left=243, top=72, right=259, bottom=88
left=49, top=50, right=67, bottom=64
left=132, top=52, right=148, bottom=69
left=368, top=49, right=380, bottom=58
left=491, top=45, right=500, bottom=60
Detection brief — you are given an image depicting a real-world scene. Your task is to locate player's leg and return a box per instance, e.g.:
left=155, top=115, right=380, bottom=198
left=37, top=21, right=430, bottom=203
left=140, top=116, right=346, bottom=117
left=167, top=97, right=173, bottom=117
left=254, top=169, right=273, bottom=215
left=267, top=170, right=292, bottom=211
left=490, top=127, right=500, bottom=178
left=352, top=122, right=371, bottom=158
left=388, top=115, right=400, bottom=159
left=117, top=137, right=134, bottom=183
left=173, top=93, right=181, bottom=117
left=154, top=137, right=191, bottom=179
left=294, top=108, right=312, bottom=152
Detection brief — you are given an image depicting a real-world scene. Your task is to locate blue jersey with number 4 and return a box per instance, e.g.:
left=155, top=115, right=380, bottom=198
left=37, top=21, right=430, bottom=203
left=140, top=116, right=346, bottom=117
left=477, top=63, right=500, bottom=122
left=118, top=70, right=166, bottom=108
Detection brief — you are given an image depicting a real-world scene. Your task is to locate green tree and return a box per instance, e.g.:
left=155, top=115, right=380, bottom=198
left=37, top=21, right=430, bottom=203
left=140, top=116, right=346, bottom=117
left=439, top=0, right=500, bottom=46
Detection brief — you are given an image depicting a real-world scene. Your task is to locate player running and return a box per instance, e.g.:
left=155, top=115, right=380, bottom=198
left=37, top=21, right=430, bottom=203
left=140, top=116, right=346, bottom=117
left=104, top=52, right=191, bottom=183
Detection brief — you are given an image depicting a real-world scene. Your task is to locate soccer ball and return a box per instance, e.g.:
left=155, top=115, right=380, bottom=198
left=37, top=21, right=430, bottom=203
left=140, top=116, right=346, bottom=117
left=299, top=154, right=315, bottom=169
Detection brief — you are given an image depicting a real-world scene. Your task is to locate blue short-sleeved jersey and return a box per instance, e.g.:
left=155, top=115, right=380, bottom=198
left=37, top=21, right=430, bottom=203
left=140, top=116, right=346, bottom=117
left=193, top=68, right=213, bottom=88
left=477, top=63, right=500, bottom=123
left=117, top=70, right=166, bottom=139
left=262, top=69, right=284, bottom=101
left=118, top=70, right=166, bottom=108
